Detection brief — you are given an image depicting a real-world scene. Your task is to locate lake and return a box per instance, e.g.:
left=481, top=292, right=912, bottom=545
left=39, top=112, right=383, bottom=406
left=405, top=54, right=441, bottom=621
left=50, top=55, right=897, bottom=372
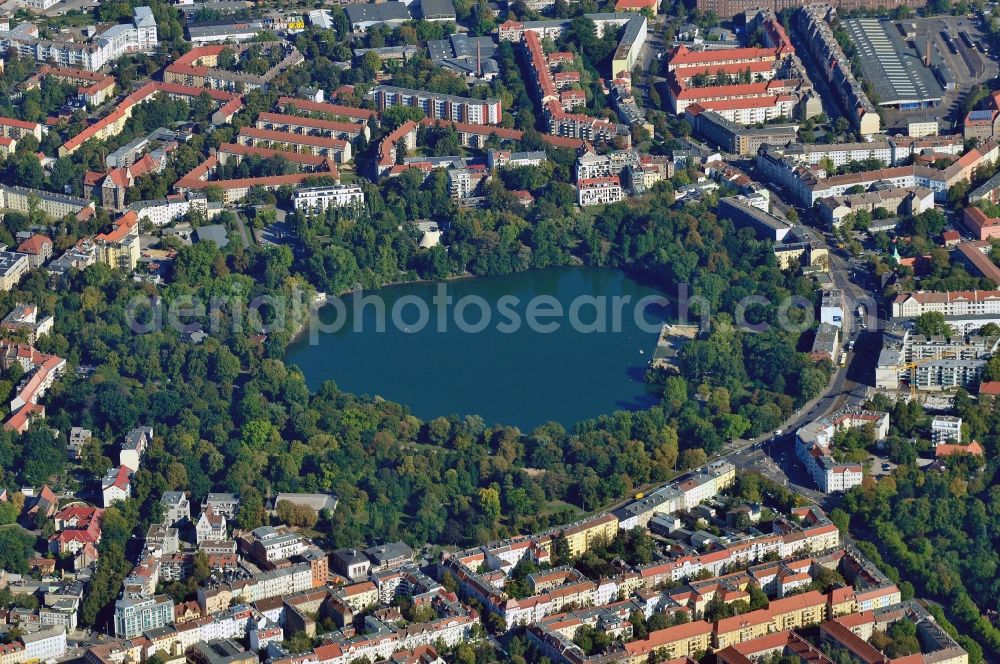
left=285, top=267, right=672, bottom=430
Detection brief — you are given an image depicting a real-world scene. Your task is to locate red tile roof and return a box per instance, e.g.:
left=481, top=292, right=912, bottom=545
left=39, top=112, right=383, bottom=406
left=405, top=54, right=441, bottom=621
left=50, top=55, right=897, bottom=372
left=95, top=211, right=138, bottom=244
left=980, top=381, right=1000, bottom=395
left=257, top=112, right=365, bottom=135
left=180, top=171, right=338, bottom=193
left=578, top=176, right=621, bottom=187
left=0, top=116, right=41, bottom=131
left=378, top=120, right=419, bottom=168
left=623, top=622, right=713, bottom=656
left=615, top=0, right=657, bottom=9
left=956, top=241, right=1000, bottom=285
left=963, top=206, right=1000, bottom=233
left=667, top=45, right=783, bottom=68
left=673, top=60, right=776, bottom=80
left=218, top=142, right=330, bottom=166
left=935, top=440, right=984, bottom=457
left=276, top=97, right=377, bottom=122
left=16, top=234, right=51, bottom=255
left=238, top=126, right=348, bottom=151
left=215, top=97, right=244, bottom=120
left=108, top=465, right=132, bottom=490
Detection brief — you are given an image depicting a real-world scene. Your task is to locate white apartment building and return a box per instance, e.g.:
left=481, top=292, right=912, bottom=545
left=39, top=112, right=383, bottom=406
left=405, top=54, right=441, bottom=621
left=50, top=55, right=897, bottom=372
left=788, top=142, right=894, bottom=168
left=0, top=7, right=157, bottom=71
left=487, top=149, right=547, bottom=170
left=196, top=508, right=226, bottom=544
left=202, top=493, right=239, bottom=518
left=0, top=252, right=30, bottom=291
left=22, top=0, right=60, bottom=10
left=102, top=466, right=132, bottom=506
left=293, top=185, right=365, bottom=213
left=708, top=97, right=798, bottom=125
left=821, top=289, right=845, bottom=328
left=247, top=526, right=307, bottom=562
left=20, top=626, right=66, bottom=662
left=575, top=150, right=639, bottom=181
left=856, top=586, right=901, bottom=612
left=914, top=359, right=986, bottom=390
left=119, top=426, right=152, bottom=471
left=161, top=492, right=191, bottom=526
left=677, top=461, right=736, bottom=509
left=235, top=563, right=313, bottom=603
left=796, top=410, right=889, bottom=493
left=577, top=177, right=624, bottom=206
left=128, top=197, right=192, bottom=227
left=447, top=167, right=489, bottom=199
left=931, top=415, right=962, bottom=444
left=892, top=290, right=1000, bottom=319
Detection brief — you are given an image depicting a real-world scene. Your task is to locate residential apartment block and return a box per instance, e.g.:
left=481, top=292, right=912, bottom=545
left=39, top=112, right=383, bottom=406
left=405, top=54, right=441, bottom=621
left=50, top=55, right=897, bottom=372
left=0, top=7, right=157, bottom=72
left=120, top=426, right=153, bottom=471
left=0, top=116, right=43, bottom=142
left=717, top=194, right=793, bottom=243
left=931, top=415, right=963, bottom=444
left=577, top=177, right=624, bottom=206
left=113, top=594, right=174, bottom=639
left=796, top=410, right=889, bottom=493
left=797, top=6, right=880, bottom=135
left=293, top=185, right=365, bottom=213
left=892, top=289, right=1000, bottom=319
left=575, top=150, right=640, bottom=181
left=373, top=86, right=501, bottom=125
left=686, top=107, right=797, bottom=156
left=0, top=252, right=29, bottom=292
left=696, top=0, right=922, bottom=19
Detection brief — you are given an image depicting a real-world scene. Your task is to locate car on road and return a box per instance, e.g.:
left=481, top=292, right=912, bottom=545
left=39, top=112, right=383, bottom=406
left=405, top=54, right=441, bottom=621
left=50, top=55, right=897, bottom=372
left=882, top=462, right=891, bottom=471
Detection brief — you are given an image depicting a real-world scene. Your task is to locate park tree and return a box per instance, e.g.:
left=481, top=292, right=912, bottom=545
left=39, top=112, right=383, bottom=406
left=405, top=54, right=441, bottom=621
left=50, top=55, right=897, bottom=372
left=914, top=311, right=953, bottom=337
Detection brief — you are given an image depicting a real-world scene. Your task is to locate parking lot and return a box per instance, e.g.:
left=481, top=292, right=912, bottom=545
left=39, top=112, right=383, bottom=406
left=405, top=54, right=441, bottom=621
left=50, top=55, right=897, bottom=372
left=882, top=14, right=999, bottom=130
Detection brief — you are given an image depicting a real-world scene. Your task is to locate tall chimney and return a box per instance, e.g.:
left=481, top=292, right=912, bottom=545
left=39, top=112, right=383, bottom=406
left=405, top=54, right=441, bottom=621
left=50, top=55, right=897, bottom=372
left=924, top=39, right=931, bottom=68
left=477, top=41, right=482, bottom=77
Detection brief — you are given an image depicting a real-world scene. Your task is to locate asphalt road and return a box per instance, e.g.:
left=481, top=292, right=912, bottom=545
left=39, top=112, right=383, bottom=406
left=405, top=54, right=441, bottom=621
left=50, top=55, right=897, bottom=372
left=717, top=229, right=881, bottom=501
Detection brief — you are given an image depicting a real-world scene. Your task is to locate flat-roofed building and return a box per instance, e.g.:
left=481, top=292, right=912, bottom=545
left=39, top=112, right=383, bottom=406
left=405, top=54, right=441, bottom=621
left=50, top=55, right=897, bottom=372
left=293, top=185, right=365, bottom=213
left=810, top=322, right=840, bottom=363
left=686, top=106, right=797, bottom=156
left=187, top=20, right=264, bottom=44
left=577, top=177, right=624, bottom=206
left=931, top=415, right=962, bottom=443
left=190, top=639, right=256, bottom=664
left=0, top=252, right=29, bottom=291
left=717, top=194, right=793, bottom=243
left=113, top=594, right=173, bottom=639
left=364, top=542, right=413, bottom=572
left=344, top=3, right=411, bottom=31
